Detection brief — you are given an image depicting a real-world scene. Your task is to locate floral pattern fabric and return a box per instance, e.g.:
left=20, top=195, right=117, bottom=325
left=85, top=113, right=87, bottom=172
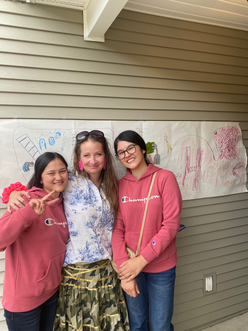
left=63, top=170, right=114, bottom=266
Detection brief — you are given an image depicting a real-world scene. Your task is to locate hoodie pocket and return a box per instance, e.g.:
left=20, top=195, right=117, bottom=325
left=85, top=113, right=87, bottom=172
left=35, top=252, right=64, bottom=296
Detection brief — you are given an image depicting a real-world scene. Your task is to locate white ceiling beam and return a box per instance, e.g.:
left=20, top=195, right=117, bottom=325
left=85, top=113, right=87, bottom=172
left=83, top=0, right=128, bottom=42
left=125, top=0, right=248, bottom=32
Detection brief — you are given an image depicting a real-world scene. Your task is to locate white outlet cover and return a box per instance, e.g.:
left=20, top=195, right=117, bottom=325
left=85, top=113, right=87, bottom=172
left=205, top=276, right=213, bottom=291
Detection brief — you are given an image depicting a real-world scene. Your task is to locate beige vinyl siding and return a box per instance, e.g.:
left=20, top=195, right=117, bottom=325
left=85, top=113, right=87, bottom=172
left=175, top=192, right=248, bottom=330
left=1, top=3, right=248, bottom=120
left=0, top=2, right=248, bottom=331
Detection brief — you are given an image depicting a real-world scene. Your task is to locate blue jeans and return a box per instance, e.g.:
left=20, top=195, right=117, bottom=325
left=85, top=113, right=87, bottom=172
left=4, top=290, right=59, bottom=331
left=124, top=267, right=176, bottom=331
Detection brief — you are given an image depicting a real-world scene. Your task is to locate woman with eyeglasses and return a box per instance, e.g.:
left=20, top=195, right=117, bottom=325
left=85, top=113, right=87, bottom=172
left=111, top=130, right=182, bottom=331
left=3, top=130, right=129, bottom=331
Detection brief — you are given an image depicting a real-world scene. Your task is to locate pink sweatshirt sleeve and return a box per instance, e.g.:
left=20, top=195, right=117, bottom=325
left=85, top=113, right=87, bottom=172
left=141, top=171, right=182, bottom=264
left=111, top=209, right=130, bottom=271
left=0, top=202, right=38, bottom=249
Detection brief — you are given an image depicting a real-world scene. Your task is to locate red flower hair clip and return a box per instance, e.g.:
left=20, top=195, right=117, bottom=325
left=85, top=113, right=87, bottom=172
left=2, top=182, right=28, bottom=204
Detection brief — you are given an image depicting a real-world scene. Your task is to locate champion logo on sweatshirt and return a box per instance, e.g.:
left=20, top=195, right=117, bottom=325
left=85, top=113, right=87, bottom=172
left=45, top=218, right=67, bottom=228
left=121, top=195, right=160, bottom=203
left=121, top=196, right=129, bottom=203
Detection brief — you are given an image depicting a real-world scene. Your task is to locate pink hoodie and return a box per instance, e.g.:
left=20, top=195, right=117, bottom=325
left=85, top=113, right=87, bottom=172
left=112, top=164, right=182, bottom=273
left=0, top=187, right=68, bottom=312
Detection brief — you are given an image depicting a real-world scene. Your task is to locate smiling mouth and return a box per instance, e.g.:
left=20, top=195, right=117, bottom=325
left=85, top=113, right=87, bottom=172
left=126, top=157, right=135, bottom=163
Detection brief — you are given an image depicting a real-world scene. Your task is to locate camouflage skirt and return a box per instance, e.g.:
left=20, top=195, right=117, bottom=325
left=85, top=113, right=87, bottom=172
left=54, top=259, right=130, bottom=331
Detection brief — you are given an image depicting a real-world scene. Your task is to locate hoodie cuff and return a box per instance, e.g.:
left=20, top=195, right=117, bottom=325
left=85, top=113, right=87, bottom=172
left=19, top=203, right=39, bottom=226
left=140, top=246, right=158, bottom=264
left=114, top=256, right=129, bottom=271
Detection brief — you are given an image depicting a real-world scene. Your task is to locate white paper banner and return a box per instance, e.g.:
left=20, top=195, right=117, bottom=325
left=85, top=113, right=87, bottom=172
left=0, top=120, right=246, bottom=200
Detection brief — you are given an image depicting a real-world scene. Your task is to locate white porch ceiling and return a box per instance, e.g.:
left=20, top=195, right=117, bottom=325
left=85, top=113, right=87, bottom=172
left=125, top=0, right=248, bottom=32
left=16, top=0, right=248, bottom=40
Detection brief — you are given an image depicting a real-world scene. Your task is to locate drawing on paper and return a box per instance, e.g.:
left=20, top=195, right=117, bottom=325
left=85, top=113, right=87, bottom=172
left=164, top=134, right=172, bottom=154
left=22, top=162, right=34, bottom=172
left=0, top=120, right=246, bottom=200
left=16, top=134, right=40, bottom=160
left=162, top=126, right=246, bottom=199
left=35, top=131, right=66, bottom=152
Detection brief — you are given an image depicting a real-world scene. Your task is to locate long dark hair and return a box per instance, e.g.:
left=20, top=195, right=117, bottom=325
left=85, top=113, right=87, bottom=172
left=114, top=130, right=150, bottom=165
left=73, top=132, right=118, bottom=219
left=27, top=152, right=68, bottom=189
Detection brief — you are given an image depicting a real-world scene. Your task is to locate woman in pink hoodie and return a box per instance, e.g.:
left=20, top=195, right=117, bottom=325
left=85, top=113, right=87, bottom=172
left=112, top=130, right=182, bottom=331
left=0, top=152, right=69, bottom=331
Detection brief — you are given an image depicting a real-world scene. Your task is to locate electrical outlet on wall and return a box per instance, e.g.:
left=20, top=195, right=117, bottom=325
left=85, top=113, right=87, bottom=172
left=203, top=273, right=217, bottom=295
left=205, top=276, right=213, bottom=291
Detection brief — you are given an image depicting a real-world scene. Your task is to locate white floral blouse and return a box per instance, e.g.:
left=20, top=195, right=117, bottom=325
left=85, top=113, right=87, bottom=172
left=62, top=170, right=114, bottom=266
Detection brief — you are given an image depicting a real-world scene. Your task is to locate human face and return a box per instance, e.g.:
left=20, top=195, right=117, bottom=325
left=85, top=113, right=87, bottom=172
left=117, top=140, right=146, bottom=171
left=80, top=140, right=105, bottom=178
left=41, top=158, right=68, bottom=198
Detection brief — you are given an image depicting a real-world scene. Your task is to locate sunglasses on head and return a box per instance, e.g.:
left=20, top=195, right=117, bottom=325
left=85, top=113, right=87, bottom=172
left=76, top=130, right=104, bottom=141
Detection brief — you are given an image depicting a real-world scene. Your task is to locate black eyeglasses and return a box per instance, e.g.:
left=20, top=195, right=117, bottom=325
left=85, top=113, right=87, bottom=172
left=76, top=130, right=104, bottom=141
left=116, top=144, right=136, bottom=160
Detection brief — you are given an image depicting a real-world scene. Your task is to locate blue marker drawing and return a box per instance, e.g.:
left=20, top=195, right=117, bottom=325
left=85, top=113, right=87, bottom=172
left=16, top=134, right=40, bottom=160
left=23, top=162, right=34, bottom=172
left=35, top=131, right=66, bottom=152
left=55, top=132, right=61, bottom=139
left=39, top=138, right=47, bottom=150
left=48, top=137, right=55, bottom=145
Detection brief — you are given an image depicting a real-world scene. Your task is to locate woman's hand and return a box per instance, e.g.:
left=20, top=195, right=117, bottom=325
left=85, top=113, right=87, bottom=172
left=7, top=191, right=31, bottom=212
left=119, top=255, right=148, bottom=282
left=29, top=190, right=59, bottom=215
left=121, top=278, right=140, bottom=297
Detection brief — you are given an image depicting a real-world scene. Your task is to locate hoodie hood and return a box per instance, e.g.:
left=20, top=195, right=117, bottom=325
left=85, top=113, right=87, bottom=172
left=28, top=186, right=63, bottom=207
left=122, top=164, right=162, bottom=182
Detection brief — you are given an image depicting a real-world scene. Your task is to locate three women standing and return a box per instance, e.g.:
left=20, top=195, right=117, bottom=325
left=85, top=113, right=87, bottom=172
left=3, top=128, right=182, bottom=331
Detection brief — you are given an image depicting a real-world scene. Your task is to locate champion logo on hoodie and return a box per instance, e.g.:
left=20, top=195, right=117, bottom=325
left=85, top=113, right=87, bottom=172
left=121, top=195, right=160, bottom=203
left=45, top=218, right=67, bottom=228
left=121, top=196, right=129, bottom=203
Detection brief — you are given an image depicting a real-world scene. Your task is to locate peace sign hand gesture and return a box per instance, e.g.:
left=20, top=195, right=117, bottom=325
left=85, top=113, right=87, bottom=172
left=29, top=190, right=59, bottom=215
